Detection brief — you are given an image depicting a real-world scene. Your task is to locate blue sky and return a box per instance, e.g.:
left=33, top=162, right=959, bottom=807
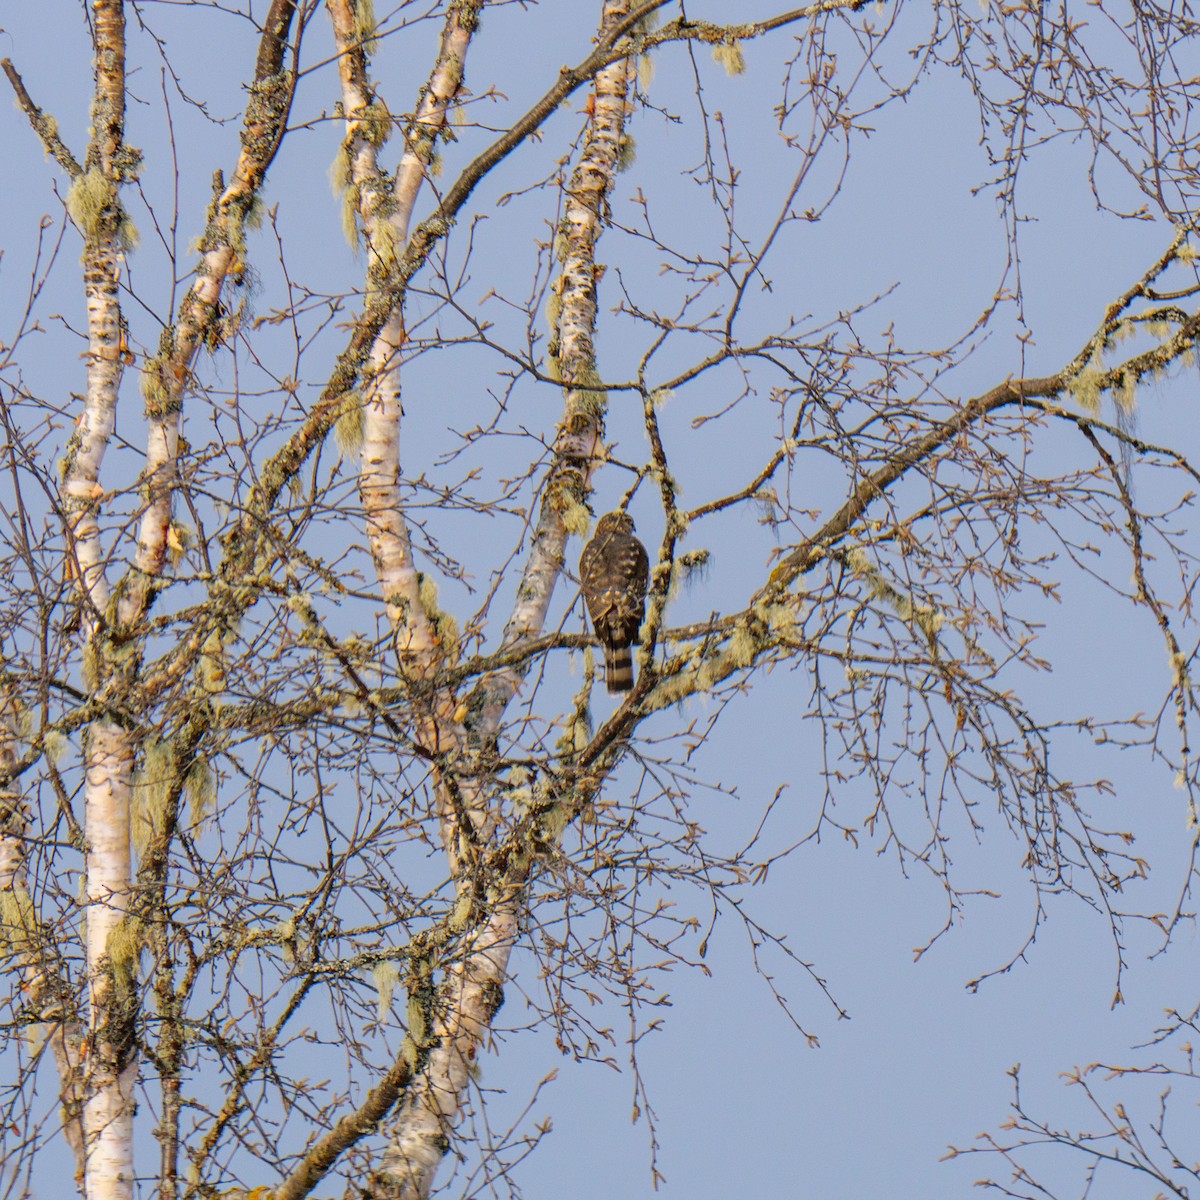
left=2, top=2, right=1199, bottom=1197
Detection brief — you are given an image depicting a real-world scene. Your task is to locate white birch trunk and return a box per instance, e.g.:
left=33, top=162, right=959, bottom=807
left=374, top=903, right=518, bottom=1199
left=372, top=6, right=638, bottom=1198
left=327, top=8, right=527, bottom=1196
left=70, top=5, right=139, bottom=1197
left=480, top=0, right=638, bottom=724
left=329, top=0, right=478, bottom=653
left=83, top=720, right=136, bottom=1200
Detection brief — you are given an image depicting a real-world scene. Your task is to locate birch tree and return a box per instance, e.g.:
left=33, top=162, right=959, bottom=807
left=0, top=1, right=1198, bottom=1198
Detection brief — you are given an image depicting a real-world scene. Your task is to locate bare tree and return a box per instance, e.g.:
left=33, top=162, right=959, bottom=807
left=0, top=1, right=1197, bottom=1198
left=950, top=1003, right=1200, bottom=1197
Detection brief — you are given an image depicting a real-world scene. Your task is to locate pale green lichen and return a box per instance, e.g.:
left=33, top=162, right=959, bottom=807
left=561, top=495, right=591, bottom=537
left=1067, top=367, right=1104, bottom=414
left=372, top=961, right=401, bottom=1021
left=342, top=182, right=362, bottom=249
left=617, top=134, right=637, bottom=172
left=406, top=993, right=428, bottom=1046
left=766, top=603, right=798, bottom=633
left=116, top=214, right=139, bottom=253
left=418, top=574, right=461, bottom=661
left=712, top=41, right=746, bottom=76
left=570, top=366, right=608, bottom=418
left=329, top=144, right=362, bottom=250
left=275, top=915, right=298, bottom=965
left=334, top=393, right=365, bottom=459
left=81, top=640, right=101, bottom=691
left=0, top=888, right=37, bottom=955
left=167, top=521, right=192, bottom=567
left=401, top=1035, right=421, bottom=1070
left=670, top=548, right=710, bottom=598
left=448, top=892, right=473, bottom=931
left=132, top=736, right=174, bottom=856
left=245, top=194, right=265, bottom=231
left=538, top=802, right=570, bottom=841
left=42, top=728, right=70, bottom=766
left=1170, top=650, right=1190, bottom=688
left=185, top=756, right=216, bottom=830
left=355, top=0, right=379, bottom=54
left=107, top=915, right=144, bottom=995
left=198, top=628, right=227, bottom=698
left=66, top=167, right=116, bottom=240
left=366, top=214, right=399, bottom=268
left=914, top=604, right=943, bottom=638
left=545, top=289, right=562, bottom=336
left=65, top=165, right=138, bottom=252
left=1114, top=372, right=1137, bottom=412
left=729, top=625, right=758, bottom=669
left=330, top=142, right=352, bottom=198
left=360, top=99, right=393, bottom=148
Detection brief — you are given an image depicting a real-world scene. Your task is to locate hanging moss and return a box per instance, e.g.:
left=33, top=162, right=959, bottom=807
left=616, top=134, right=637, bottom=173
left=107, top=915, right=145, bottom=997
left=131, top=736, right=174, bottom=856
left=167, top=522, right=192, bottom=567
left=342, top=181, right=362, bottom=250
left=448, top=891, right=473, bottom=931
left=198, top=628, right=227, bottom=698
left=712, top=41, right=746, bottom=76
left=372, top=961, right=401, bottom=1021
left=116, top=213, right=139, bottom=252
left=355, top=0, right=380, bottom=54
left=0, top=888, right=37, bottom=957
left=185, top=756, right=216, bottom=830
left=334, top=392, right=365, bottom=459
left=406, top=992, right=429, bottom=1046
left=1067, top=367, right=1104, bottom=414
left=560, top=494, right=591, bottom=537
left=330, top=141, right=352, bottom=199
left=418, top=574, right=461, bottom=661
left=366, top=214, right=399, bottom=268
left=140, top=354, right=184, bottom=417
left=42, top=728, right=70, bottom=766
left=66, top=167, right=117, bottom=241
left=111, top=144, right=144, bottom=183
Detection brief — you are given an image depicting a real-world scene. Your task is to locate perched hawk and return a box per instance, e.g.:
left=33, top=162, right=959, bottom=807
left=580, top=511, right=650, bottom=694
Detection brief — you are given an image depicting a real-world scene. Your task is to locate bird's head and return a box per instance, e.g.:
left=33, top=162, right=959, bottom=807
left=595, top=511, right=635, bottom=537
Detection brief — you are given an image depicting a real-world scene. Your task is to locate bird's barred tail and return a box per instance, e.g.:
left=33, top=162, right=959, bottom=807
left=605, top=645, right=634, bottom=694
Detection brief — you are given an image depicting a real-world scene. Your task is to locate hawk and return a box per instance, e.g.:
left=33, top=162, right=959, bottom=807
left=580, top=511, right=650, bottom=694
